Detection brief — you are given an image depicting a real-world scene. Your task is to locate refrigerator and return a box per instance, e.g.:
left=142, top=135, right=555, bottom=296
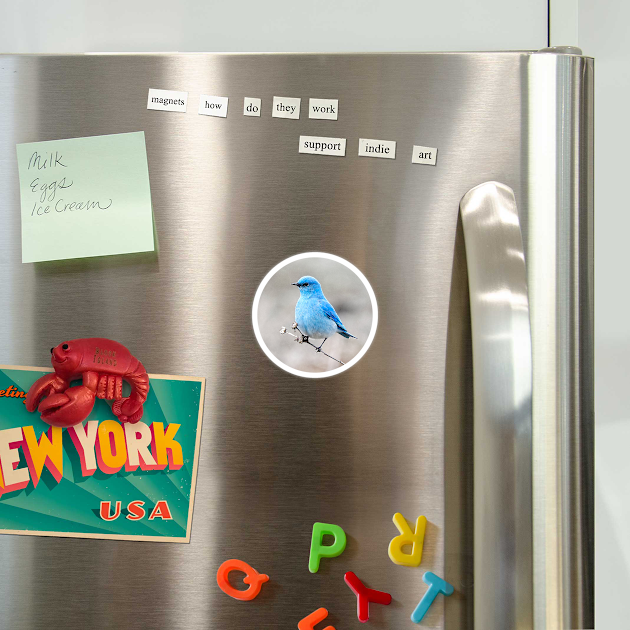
left=0, top=50, right=593, bottom=629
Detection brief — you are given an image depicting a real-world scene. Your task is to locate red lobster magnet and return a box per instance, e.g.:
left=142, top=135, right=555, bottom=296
left=26, top=338, right=149, bottom=428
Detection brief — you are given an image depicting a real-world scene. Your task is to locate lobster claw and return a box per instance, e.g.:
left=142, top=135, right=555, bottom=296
left=25, top=373, right=66, bottom=413
left=37, top=386, right=96, bottom=428
left=112, top=398, right=144, bottom=424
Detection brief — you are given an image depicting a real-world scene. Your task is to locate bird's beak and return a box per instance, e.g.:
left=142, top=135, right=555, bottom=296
left=291, top=283, right=298, bottom=286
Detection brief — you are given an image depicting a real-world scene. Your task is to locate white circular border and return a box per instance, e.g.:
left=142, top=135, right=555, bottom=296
left=252, top=252, right=379, bottom=379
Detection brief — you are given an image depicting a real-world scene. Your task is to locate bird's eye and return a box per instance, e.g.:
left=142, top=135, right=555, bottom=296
left=62, top=344, right=69, bottom=350
left=304, top=283, right=309, bottom=287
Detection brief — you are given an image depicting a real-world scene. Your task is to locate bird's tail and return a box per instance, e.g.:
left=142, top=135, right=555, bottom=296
left=338, top=331, right=357, bottom=339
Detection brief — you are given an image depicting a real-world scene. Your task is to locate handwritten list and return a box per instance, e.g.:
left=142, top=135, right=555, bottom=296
left=16, top=132, right=154, bottom=263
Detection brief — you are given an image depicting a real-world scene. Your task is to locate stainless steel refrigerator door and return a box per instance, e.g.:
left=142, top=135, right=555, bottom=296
left=0, top=52, right=593, bottom=629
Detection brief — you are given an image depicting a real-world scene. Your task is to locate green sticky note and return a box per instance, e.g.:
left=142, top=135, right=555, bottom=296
left=17, top=131, right=155, bottom=263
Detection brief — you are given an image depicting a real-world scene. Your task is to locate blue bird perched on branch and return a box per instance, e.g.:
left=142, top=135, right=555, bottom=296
left=292, top=276, right=357, bottom=353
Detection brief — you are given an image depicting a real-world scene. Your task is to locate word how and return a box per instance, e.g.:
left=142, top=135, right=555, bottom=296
left=99, top=499, right=172, bottom=521
left=0, top=420, right=183, bottom=496
left=198, top=95, right=228, bottom=118
left=217, top=559, right=269, bottom=601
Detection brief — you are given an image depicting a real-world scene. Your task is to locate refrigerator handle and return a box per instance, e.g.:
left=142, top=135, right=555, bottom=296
left=460, top=182, right=533, bottom=629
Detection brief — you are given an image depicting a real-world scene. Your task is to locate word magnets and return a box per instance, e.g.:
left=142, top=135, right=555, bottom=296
left=216, top=559, right=269, bottom=601
left=344, top=571, right=392, bottom=623
left=388, top=512, right=427, bottom=567
left=298, top=607, right=335, bottom=630
left=410, top=572, right=454, bottom=624
left=309, top=522, right=346, bottom=573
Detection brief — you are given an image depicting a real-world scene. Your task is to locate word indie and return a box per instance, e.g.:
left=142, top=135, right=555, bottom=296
left=0, top=420, right=183, bottom=495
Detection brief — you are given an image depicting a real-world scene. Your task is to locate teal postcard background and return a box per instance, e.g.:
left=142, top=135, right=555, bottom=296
left=0, top=367, right=204, bottom=542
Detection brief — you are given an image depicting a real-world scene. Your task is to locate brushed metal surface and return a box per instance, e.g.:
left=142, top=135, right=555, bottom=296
left=460, top=182, right=533, bottom=630
left=527, top=52, right=595, bottom=629
left=0, top=52, right=593, bottom=629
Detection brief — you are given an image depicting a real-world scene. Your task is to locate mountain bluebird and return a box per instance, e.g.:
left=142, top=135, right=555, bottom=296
left=292, top=276, right=356, bottom=350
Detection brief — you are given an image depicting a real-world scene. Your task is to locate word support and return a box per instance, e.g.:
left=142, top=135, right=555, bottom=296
left=272, top=96, right=301, bottom=119
left=147, top=88, right=188, bottom=112
left=299, top=135, right=346, bottom=157
left=198, top=95, right=229, bottom=118
left=358, top=138, right=397, bottom=159
left=309, top=98, right=338, bottom=120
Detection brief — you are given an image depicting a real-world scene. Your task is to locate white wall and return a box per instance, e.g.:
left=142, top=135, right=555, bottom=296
left=0, top=0, right=547, bottom=53
left=576, top=2, right=629, bottom=628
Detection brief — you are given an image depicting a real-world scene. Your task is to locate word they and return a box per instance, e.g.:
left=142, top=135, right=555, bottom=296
left=272, top=96, right=301, bottom=119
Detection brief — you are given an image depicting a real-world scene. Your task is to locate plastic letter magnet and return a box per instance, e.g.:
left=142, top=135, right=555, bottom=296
left=298, top=607, right=335, bottom=630
left=388, top=512, right=427, bottom=567
left=344, top=571, right=392, bottom=622
left=308, top=522, right=347, bottom=573
left=410, top=571, right=454, bottom=623
left=216, top=559, right=269, bottom=601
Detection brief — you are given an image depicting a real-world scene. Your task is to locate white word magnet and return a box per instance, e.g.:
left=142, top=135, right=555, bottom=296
left=272, top=96, right=301, bottom=119
left=198, top=95, right=229, bottom=117
left=358, top=138, right=396, bottom=159
left=412, top=145, right=438, bottom=165
left=243, top=97, right=261, bottom=117
left=147, top=88, right=188, bottom=113
left=299, top=136, right=346, bottom=157
left=309, top=98, right=338, bottom=120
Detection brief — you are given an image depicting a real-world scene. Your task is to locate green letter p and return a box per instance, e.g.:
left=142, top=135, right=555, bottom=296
left=308, top=522, right=347, bottom=573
